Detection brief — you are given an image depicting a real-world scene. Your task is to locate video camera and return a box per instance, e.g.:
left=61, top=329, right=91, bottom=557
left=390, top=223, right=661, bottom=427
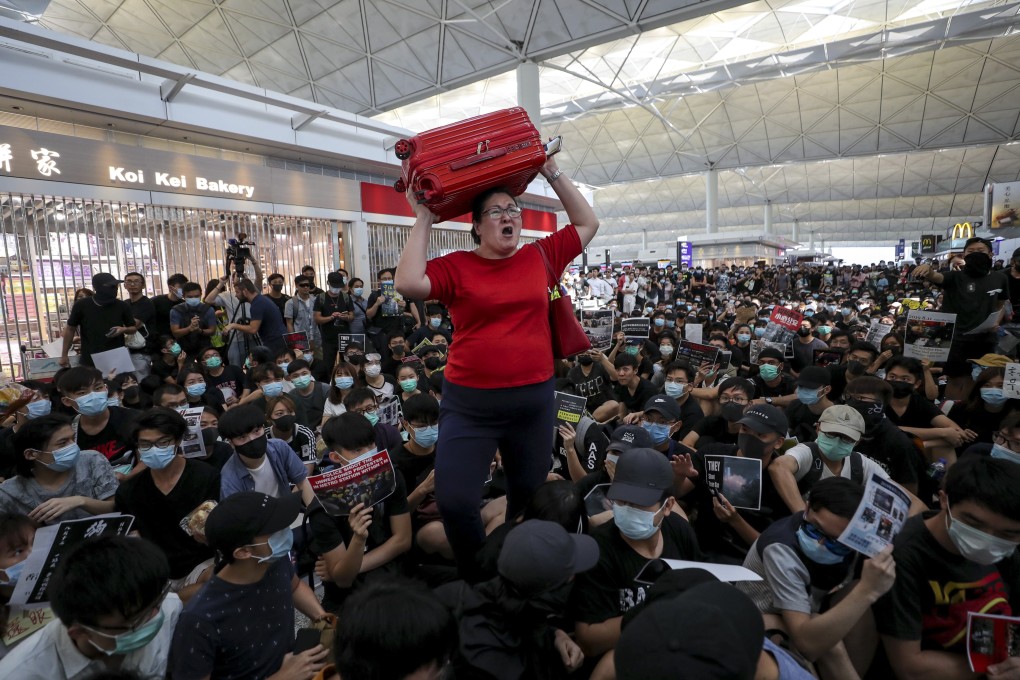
left=225, top=233, right=255, bottom=278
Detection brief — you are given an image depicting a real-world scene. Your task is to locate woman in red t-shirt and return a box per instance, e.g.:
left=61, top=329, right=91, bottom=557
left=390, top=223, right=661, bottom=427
left=395, top=154, right=600, bottom=577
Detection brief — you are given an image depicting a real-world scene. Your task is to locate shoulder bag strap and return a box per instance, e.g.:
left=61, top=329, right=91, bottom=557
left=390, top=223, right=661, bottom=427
left=532, top=241, right=557, bottom=291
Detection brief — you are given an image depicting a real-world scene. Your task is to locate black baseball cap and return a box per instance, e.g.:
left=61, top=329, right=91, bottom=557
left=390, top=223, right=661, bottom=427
left=616, top=582, right=765, bottom=679
left=204, top=491, right=301, bottom=556
left=607, top=448, right=674, bottom=507
left=796, top=366, right=831, bottom=389
left=737, top=404, right=789, bottom=435
left=757, top=346, right=785, bottom=362
left=643, top=394, right=681, bottom=421
left=607, top=425, right=654, bottom=453
left=92, top=272, right=123, bottom=288
left=327, top=272, right=345, bottom=287
left=497, top=520, right=599, bottom=596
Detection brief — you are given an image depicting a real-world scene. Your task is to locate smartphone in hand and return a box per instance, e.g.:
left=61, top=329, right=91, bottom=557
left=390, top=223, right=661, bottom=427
left=293, top=628, right=321, bottom=655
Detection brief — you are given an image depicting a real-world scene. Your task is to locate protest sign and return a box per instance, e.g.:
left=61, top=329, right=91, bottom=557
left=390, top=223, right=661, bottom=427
left=378, top=281, right=405, bottom=318
left=10, top=514, right=135, bottom=608
left=677, top=340, right=720, bottom=370
left=968, top=612, right=1020, bottom=673
left=763, top=306, right=802, bottom=346
left=554, top=391, right=587, bottom=428
left=308, top=450, right=396, bottom=516
left=813, top=349, right=845, bottom=368
left=338, top=334, right=366, bottom=356
left=283, top=331, right=310, bottom=353
left=749, top=340, right=787, bottom=366
left=2, top=607, right=54, bottom=645
left=837, top=473, right=910, bottom=557
left=903, top=310, right=956, bottom=362
left=702, top=455, right=762, bottom=510
left=1005, top=363, right=1020, bottom=400
left=584, top=483, right=612, bottom=518
left=580, top=309, right=614, bottom=352
left=685, top=322, right=704, bottom=344
left=621, top=318, right=650, bottom=343
left=377, top=394, right=403, bottom=427
left=865, top=319, right=893, bottom=347
left=180, top=406, right=207, bottom=459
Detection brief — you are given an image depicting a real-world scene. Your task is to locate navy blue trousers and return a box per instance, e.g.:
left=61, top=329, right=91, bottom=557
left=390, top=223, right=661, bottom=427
left=434, top=377, right=555, bottom=576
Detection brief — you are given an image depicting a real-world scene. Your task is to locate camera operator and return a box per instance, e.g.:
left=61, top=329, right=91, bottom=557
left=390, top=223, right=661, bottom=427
left=314, top=272, right=354, bottom=378
left=223, top=279, right=287, bottom=357
left=204, top=255, right=263, bottom=367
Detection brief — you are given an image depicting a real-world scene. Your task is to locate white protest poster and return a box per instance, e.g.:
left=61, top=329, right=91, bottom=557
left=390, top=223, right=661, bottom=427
left=1005, top=363, right=1020, bottom=400
left=90, top=347, right=135, bottom=377
left=685, top=323, right=704, bottom=344
left=180, top=406, right=207, bottom=459
left=377, top=394, right=402, bottom=427
left=837, top=473, right=910, bottom=557
left=621, top=317, right=650, bottom=343
left=10, top=514, right=134, bottom=609
left=865, top=319, right=893, bottom=347
left=903, top=310, right=956, bottom=362
left=579, top=309, right=613, bottom=352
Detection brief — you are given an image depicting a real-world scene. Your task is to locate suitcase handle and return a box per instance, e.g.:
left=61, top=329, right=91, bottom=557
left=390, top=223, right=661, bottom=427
left=449, top=147, right=508, bottom=171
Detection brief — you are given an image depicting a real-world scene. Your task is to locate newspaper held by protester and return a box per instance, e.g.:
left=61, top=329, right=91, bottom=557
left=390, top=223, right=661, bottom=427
left=836, top=473, right=910, bottom=557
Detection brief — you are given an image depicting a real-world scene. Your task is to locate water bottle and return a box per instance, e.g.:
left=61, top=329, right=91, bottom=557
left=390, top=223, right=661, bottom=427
left=927, top=457, right=948, bottom=482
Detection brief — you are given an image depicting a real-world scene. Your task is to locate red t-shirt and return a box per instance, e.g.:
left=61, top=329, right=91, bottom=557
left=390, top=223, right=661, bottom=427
left=425, top=225, right=582, bottom=389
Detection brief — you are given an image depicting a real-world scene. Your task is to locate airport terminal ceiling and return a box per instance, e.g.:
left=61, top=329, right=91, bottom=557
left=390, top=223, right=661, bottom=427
left=23, top=0, right=1020, bottom=254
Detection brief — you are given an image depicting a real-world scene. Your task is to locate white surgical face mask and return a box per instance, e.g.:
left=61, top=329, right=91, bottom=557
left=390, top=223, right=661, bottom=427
left=946, top=507, right=1020, bottom=565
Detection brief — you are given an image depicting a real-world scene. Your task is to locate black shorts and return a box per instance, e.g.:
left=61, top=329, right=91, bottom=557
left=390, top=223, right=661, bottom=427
left=943, top=333, right=996, bottom=378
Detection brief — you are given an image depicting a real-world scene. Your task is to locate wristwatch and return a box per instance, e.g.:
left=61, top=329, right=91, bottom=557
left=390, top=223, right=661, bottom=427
left=546, top=169, right=563, bottom=183
left=765, top=397, right=773, bottom=405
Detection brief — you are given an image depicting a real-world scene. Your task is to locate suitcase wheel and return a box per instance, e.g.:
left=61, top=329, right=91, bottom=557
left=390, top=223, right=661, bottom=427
left=393, top=178, right=406, bottom=193
left=394, top=139, right=413, bottom=160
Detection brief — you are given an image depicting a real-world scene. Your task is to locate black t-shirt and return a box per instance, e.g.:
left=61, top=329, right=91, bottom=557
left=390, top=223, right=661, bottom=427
left=74, top=406, right=138, bottom=464
left=567, top=363, right=615, bottom=408
left=885, top=392, right=941, bottom=429
left=205, top=365, right=246, bottom=400
left=313, top=292, right=352, bottom=342
left=366, top=290, right=407, bottom=336
left=66, top=297, right=135, bottom=365
left=676, top=396, right=705, bottom=439
left=614, top=378, right=658, bottom=414
left=692, top=415, right=738, bottom=447
left=150, top=294, right=177, bottom=339
left=569, top=514, right=702, bottom=624
left=948, top=402, right=1014, bottom=445
left=940, top=269, right=1009, bottom=334
left=128, top=295, right=156, bottom=354
left=855, top=418, right=922, bottom=489
left=150, top=355, right=179, bottom=383
left=287, top=383, right=329, bottom=429
left=875, top=512, right=1020, bottom=651
left=785, top=401, right=823, bottom=443
left=688, top=444, right=790, bottom=562
left=308, top=470, right=410, bottom=609
left=753, top=374, right=796, bottom=399
left=1007, top=270, right=1020, bottom=316
left=391, top=443, right=435, bottom=491
left=114, top=459, right=219, bottom=578
left=266, top=293, right=290, bottom=320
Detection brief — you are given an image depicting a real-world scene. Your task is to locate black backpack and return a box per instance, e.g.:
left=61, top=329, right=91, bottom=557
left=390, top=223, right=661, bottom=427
left=795, top=442, right=864, bottom=495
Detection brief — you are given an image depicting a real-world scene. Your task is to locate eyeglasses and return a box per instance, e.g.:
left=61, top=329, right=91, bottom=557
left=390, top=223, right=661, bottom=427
left=994, top=432, right=1020, bottom=451
left=351, top=406, right=377, bottom=415
left=482, top=205, right=522, bottom=220
left=138, top=437, right=178, bottom=451
left=82, top=581, right=171, bottom=634
left=819, top=430, right=857, bottom=445
left=297, top=283, right=310, bottom=288
left=719, top=396, right=749, bottom=406
left=800, top=521, right=852, bottom=556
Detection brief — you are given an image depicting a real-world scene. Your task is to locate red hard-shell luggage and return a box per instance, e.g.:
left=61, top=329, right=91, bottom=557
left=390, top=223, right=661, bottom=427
left=393, top=107, right=548, bottom=222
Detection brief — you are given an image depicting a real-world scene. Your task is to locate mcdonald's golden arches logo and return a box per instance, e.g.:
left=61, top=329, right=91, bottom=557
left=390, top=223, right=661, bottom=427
left=952, top=222, right=973, bottom=240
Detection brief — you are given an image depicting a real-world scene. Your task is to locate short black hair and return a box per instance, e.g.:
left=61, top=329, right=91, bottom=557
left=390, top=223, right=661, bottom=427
left=665, top=361, right=696, bottom=382
left=844, top=375, right=892, bottom=403
left=218, top=404, right=267, bottom=439
left=131, top=407, right=188, bottom=447
left=806, top=476, right=864, bottom=520
left=334, top=577, right=457, bottom=680
left=886, top=355, right=923, bottom=383
left=322, top=412, right=376, bottom=452
left=182, top=282, right=203, bottom=295
left=945, top=455, right=1020, bottom=521
left=848, top=340, right=879, bottom=360
left=267, top=272, right=284, bottom=283
left=167, top=273, right=188, bottom=287
left=718, top=376, right=755, bottom=400
left=522, top=479, right=587, bottom=534
left=250, top=347, right=274, bottom=365
left=236, top=279, right=258, bottom=295
left=57, top=366, right=104, bottom=396
left=402, top=394, right=439, bottom=424
left=964, top=237, right=993, bottom=254
left=50, top=535, right=169, bottom=628
left=153, top=383, right=185, bottom=406
left=124, top=272, right=145, bottom=284
left=286, top=359, right=310, bottom=376
left=12, top=414, right=73, bottom=478
left=614, top=352, right=639, bottom=370
left=343, top=387, right=377, bottom=412
left=469, top=186, right=516, bottom=245
left=253, top=364, right=285, bottom=383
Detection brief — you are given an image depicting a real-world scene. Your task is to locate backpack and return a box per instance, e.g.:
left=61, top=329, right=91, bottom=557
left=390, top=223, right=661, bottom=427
left=795, top=442, right=864, bottom=495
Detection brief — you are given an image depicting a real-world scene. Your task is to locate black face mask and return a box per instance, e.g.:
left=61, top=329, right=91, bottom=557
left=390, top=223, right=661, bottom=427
left=964, top=252, right=992, bottom=277
left=272, top=415, right=296, bottom=431
left=201, top=427, right=219, bottom=448
left=797, top=328, right=812, bottom=337
left=888, top=380, right=914, bottom=399
left=737, top=432, right=771, bottom=461
left=845, top=360, right=866, bottom=377
left=234, top=434, right=268, bottom=459
left=721, top=402, right=746, bottom=423
left=424, top=357, right=443, bottom=371
left=845, top=398, right=885, bottom=432
left=271, top=283, right=283, bottom=292
left=578, top=355, right=594, bottom=367
left=390, top=346, right=405, bottom=356
left=123, top=385, right=140, bottom=401
left=94, top=285, right=118, bottom=305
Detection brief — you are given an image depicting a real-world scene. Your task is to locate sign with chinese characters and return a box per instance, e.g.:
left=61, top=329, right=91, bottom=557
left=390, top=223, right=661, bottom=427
left=991, top=181, right=1020, bottom=229
left=677, top=241, right=693, bottom=267
left=0, top=125, right=360, bottom=211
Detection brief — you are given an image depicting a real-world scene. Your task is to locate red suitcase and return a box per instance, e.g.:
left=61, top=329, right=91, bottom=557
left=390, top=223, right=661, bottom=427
left=393, top=107, right=549, bottom=222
